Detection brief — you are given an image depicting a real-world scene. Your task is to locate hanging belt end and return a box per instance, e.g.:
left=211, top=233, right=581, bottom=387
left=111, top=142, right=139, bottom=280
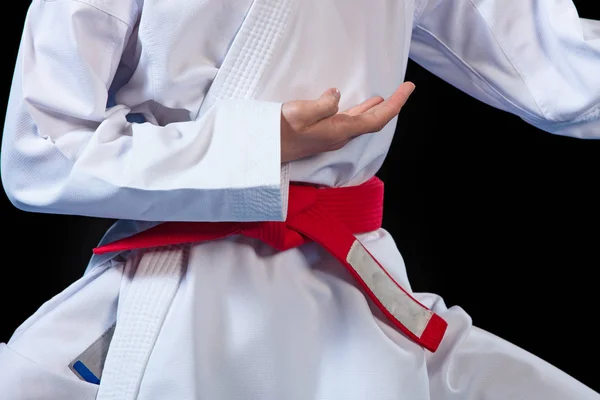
left=420, top=313, right=448, bottom=353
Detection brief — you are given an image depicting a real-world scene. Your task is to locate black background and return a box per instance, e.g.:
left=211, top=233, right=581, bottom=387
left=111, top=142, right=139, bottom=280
left=1, top=0, right=599, bottom=393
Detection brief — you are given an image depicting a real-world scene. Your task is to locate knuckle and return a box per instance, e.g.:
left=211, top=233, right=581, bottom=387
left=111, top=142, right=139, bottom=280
left=325, top=131, right=340, bottom=145
left=374, top=121, right=386, bottom=132
left=321, top=99, right=338, bottom=115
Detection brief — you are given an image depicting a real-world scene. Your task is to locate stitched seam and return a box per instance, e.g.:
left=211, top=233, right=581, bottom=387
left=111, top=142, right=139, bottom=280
left=571, top=103, right=600, bottom=123
left=249, top=0, right=299, bottom=99
left=422, top=0, right=600, bottom=126
left=464, top=0, right=551, bottom=120
left=412, top=0, right=428, bottom=25
left=533, top=103, right=600, bottom=129
left=413, top=24, right=547, bottom=124
left=69, top=0, right=131, bottom=27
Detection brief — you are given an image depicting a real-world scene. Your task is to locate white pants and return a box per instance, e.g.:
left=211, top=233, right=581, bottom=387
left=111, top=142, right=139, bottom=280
left=1, top=229, right=597, bottom=399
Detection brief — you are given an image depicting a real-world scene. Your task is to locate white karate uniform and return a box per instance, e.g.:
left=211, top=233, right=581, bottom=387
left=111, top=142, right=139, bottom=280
left=1, top=0, right=599, bottom=399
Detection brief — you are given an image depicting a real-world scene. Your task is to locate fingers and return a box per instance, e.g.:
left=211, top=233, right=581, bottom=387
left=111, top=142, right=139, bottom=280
left=335, top=82, right=415, bottom=137
left=342, top=96, right=385, bottom=116
left=372, top=82, right=415, bottom=117
left=307, top=88, right=341, bottom=122
left=282, top=83, right=414, bottom=162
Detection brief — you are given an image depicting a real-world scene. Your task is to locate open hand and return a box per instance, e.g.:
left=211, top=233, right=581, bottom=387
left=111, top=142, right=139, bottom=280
left=280, top=82, right=415, bottom=163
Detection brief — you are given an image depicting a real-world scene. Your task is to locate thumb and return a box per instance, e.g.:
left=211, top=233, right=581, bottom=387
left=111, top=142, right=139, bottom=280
left=308, top=88, right=341, bottom=123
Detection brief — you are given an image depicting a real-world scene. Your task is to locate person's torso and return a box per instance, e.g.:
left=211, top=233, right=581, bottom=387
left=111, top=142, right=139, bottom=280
left=113, top=0, right=416, bottom=187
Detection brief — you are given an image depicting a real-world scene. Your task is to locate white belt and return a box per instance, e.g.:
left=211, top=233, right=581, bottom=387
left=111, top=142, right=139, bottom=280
left=95, top=245, right=187, bottom=400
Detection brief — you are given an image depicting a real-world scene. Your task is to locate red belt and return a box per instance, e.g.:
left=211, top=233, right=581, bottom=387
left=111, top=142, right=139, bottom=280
left=94, top=177, right=447, bottom=352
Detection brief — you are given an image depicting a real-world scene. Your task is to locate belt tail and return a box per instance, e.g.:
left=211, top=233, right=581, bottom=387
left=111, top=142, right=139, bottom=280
left=289, top=206, right=448, bottom=352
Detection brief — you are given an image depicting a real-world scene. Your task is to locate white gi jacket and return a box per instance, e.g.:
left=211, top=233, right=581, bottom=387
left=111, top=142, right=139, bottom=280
left=1, top=0, right=599, bottom=399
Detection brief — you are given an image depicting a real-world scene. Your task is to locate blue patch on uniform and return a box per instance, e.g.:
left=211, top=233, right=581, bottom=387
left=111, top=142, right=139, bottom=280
left=72, top=360, right=101, bottom=385
left=126, top=113, right=146, bottom=123
left=107, top=89, right=117, bottom=108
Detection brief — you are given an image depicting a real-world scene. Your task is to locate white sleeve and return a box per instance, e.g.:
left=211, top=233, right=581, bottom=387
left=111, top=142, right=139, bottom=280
left=409, top=0, right=600, bottom=139
left=1, top=0, right=288, bottom=222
